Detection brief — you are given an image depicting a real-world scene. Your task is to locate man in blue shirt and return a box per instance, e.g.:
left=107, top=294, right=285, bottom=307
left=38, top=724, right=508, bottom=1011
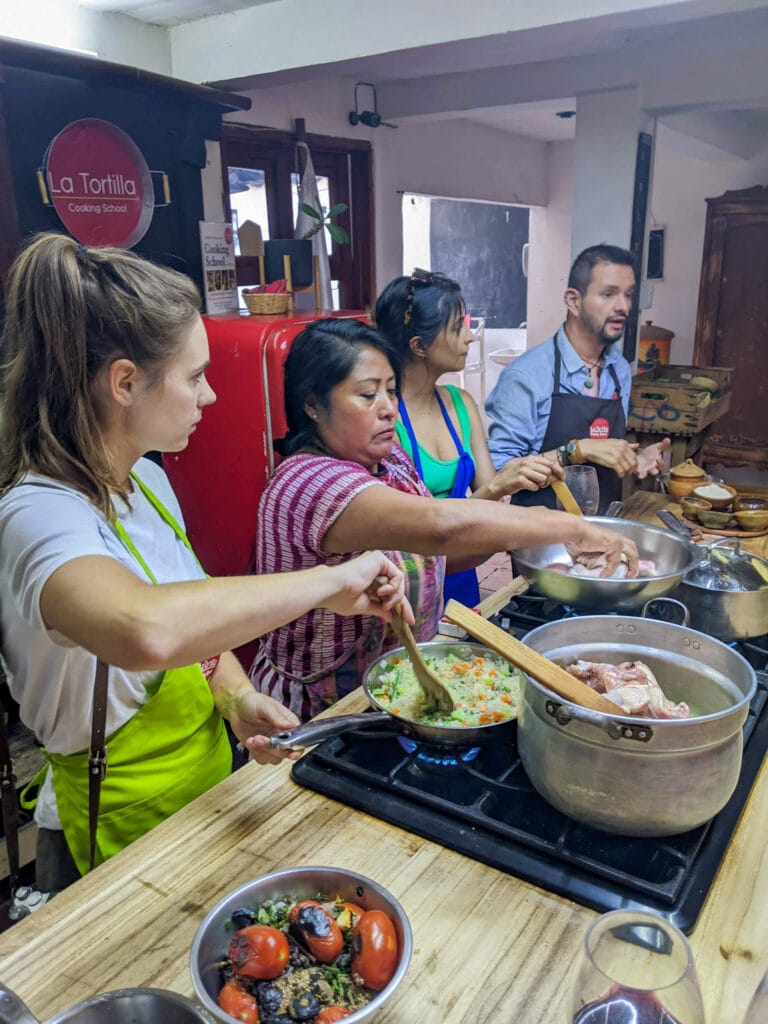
left=486, top=244, right=668, bottom=513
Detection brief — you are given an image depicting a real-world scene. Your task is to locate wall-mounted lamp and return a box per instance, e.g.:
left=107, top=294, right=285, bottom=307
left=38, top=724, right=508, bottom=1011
left=349, top=82, right=398, bottom=129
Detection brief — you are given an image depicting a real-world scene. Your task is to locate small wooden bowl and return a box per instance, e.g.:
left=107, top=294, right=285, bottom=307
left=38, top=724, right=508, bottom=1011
left=691, top=483, right=738, bottom=511
left=697, top=509, right=735, bottom=529
left=734, top=509, right=768, bottom=531
left=734, top=496, right=768, bottom=512
left=681, top=495, right=712, bottom=519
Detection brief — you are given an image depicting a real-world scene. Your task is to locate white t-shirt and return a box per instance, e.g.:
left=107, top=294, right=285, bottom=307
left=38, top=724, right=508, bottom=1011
left=0, top=458, right=206, bottom=828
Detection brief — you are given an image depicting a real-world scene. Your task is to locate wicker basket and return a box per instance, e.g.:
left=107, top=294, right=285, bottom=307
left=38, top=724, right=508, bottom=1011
left=244, top=291, right=292, bottom=315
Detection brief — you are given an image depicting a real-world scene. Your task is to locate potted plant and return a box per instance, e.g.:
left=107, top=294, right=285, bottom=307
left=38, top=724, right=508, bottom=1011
left=299, top=202, right=350, bottom=245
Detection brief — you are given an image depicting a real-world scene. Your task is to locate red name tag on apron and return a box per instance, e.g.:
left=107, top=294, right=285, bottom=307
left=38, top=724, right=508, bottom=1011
left=200, top=655, right=221, bottom=681
left=589, top=417, right=611, bottom=439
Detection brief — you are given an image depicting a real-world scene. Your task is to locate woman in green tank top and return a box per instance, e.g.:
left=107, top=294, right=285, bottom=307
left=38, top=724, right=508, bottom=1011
left=376, top=270, right=564, bottom=604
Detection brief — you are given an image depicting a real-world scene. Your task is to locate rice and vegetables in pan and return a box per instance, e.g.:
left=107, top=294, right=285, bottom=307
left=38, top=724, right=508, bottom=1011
left=369, top=652, right=523, bottom=727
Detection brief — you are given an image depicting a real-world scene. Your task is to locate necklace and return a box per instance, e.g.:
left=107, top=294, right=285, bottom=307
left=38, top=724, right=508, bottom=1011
left=582, top=354, right=604, bottom=390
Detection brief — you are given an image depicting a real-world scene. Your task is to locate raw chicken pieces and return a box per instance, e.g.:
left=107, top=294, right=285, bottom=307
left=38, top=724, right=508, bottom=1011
left=566, top=659, right=691, bottom=719
left=546, top=556, right=657, bottom=579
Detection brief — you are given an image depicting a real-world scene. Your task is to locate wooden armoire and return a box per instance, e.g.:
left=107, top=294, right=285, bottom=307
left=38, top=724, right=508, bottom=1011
left=693, top=185, right=768, bottom=469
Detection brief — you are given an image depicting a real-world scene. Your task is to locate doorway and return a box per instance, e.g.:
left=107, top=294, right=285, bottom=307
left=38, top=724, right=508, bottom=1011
left=401, top=193, right=531, bottom=413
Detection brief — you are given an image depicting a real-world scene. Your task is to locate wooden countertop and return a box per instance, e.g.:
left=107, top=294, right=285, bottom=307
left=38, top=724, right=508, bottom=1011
left=0, top=506, right=765, bottom=1022
left=0, top=684, right=766, bottom=1023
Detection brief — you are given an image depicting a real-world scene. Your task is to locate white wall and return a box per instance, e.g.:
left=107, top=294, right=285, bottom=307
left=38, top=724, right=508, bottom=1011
left=526, top=127, right=768, bottom=366
left=0, top=0, right=170, bottom=73
left=643, top=124, right=768, bottom=365
left=217, top=79, right=549, bottom=293
left=527, top=139, right=573, bottom=348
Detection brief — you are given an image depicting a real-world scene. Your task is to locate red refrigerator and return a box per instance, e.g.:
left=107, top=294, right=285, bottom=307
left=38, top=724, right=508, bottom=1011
left=163, top=311, right=362, bottom=667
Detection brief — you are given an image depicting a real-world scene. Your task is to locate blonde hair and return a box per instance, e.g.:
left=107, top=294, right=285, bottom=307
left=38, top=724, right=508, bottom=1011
left=0, top=232, right=200, bottom=519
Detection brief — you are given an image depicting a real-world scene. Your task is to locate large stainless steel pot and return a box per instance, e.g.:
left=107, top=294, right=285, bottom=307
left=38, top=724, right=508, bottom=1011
left=517, top=615, right=756, bottom=837
left=512, top=517, right=701, bottom=612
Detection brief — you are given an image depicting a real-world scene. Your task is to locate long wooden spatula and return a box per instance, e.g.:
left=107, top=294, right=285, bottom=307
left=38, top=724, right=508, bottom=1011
left=443, top=599, right=619, bottom=715
left=550, top=478, right=583, bottom=516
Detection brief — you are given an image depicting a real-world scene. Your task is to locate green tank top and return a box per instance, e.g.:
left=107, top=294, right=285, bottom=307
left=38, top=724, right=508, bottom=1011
left=395, top=384, right=474, bottom=498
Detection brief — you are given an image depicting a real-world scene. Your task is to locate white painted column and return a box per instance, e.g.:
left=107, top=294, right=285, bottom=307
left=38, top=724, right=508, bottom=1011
left=571, top=86, right=654, bottom=259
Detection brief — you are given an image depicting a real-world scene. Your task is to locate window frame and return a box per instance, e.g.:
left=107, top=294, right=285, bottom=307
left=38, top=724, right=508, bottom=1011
left=220, top=124, right=374, bottom=311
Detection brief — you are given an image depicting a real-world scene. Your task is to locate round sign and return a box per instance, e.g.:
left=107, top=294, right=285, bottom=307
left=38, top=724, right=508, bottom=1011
left=44, top=118, right=154, bottom=248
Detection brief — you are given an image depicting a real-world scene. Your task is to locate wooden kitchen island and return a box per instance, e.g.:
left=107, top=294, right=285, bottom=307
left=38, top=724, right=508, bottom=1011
left=0, top=679, right=766, bottom=1024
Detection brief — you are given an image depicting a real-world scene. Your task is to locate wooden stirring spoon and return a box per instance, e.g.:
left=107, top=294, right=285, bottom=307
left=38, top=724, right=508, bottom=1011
left=389, top=601, right=455, bottom=713
left=443, top=599, right=618, bottom=715
left=550, top=478, right=583, bottom=516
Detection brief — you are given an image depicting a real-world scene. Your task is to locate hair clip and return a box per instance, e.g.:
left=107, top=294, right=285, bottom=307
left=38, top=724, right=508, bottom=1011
left=75, top=243, right=90, bottom=265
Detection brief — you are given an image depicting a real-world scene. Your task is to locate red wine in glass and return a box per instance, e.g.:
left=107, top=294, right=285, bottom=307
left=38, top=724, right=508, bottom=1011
left=574, top=986, right=684, bottom=1023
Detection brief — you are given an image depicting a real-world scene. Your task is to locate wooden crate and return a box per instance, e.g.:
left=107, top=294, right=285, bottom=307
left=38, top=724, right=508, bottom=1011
left=627, top=364, right=733, bottom=436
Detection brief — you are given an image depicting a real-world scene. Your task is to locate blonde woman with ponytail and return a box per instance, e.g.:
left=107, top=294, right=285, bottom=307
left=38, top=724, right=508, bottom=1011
left=0, top=233, right=408, bottom=896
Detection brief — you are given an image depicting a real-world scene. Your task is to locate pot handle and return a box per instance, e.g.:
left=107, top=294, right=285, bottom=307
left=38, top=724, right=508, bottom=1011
left=269, top=712, right=393, bottom=750
left=641, top=597, right=691, bottom=627
left=544, top=699, right=654, bottom=742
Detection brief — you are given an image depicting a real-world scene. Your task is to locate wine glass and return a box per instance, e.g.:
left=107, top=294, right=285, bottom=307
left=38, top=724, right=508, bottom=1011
left=743, top=969, right=768, bottom=1023
left=569, top=910, right=706, bottom=1023
left=560, top=465, right=600, bottom=515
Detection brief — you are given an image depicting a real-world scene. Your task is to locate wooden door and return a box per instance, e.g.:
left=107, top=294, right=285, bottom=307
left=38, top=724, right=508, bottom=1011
left=693, top=186, right=768, bottom=469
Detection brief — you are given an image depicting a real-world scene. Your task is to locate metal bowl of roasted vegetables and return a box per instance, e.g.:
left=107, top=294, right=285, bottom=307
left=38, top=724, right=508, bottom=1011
left=189, top=865, right=412, bottom=1024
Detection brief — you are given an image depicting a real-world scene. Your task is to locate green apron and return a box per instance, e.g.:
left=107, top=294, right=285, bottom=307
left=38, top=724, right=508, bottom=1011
left=32, top=473, right=232, bottom=876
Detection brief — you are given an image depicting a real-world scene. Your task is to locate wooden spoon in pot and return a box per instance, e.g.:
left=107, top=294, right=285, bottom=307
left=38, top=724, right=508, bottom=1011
left=389, top=601, right=455, bottom=714
left=443, top=599, right=619, bottom=715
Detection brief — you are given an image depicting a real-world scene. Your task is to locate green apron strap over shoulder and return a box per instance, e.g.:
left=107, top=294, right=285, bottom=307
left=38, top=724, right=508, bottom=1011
left=48, top=471, right=231, bottom=876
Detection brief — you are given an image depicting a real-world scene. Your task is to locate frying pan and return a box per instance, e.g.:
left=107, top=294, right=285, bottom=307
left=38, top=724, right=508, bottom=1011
left=269, top=641, right=518, bottom=751
left=511, top=516, right=701, bottom=612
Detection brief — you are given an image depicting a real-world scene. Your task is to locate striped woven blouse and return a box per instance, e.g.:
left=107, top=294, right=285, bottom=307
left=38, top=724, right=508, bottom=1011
left=248, top=445, right=445, bottom=719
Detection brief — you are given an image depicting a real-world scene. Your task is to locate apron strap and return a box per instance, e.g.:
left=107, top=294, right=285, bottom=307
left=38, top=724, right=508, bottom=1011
left=396, top=399, right=425, bottom=479
left=607, top=362, right=622, bottom=399
left=0, top=704, right=21, bottom=892
left=434, top=389, right=475, bottom=497
left=88, top=659, right=109, bottom=873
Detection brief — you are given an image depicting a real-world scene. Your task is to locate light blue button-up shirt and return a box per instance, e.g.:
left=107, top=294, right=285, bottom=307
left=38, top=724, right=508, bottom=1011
left=485, top=326, right=633, bottom=469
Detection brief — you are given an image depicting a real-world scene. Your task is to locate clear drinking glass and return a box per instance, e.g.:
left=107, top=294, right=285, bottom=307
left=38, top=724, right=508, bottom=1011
left=743, top=969, right=768, bottom=1023
left=569, top=910, right=706, bottom=1024
left=560, top=464, right=600, bottom=515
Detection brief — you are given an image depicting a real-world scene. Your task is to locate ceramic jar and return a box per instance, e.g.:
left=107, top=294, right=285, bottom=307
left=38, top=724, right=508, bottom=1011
left=668, top=458, right=708, bottom=501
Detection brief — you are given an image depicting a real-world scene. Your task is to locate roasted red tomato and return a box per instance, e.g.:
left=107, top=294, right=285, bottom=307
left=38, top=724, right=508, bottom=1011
left=289, top=900, right=344, bottom=962
left=335, top=901, right=365, bottom=933
left=315, top=1007, right=352, bottom=1023
left=218, top=979, right=260, bottom=1024
left=351, top=910, right=398, bottom=991
left=228, top=924, right=290, bottom=980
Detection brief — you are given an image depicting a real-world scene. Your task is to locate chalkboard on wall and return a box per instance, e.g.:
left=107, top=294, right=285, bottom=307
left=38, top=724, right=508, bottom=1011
left=429, top=199, right=529, bottom=329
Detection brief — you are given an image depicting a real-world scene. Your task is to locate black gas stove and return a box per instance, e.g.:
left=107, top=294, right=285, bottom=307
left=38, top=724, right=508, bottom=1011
left=292, top=592, right=768, bottom=934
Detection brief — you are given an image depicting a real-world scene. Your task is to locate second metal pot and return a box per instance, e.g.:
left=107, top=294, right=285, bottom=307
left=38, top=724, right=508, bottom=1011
left=517, top=615, right=756, bottom=837
left=512, top=517, right=701, bottom=612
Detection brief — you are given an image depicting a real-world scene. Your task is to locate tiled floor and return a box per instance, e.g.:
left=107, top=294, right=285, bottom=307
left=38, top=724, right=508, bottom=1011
left=476, top=550, right=514, bottom=603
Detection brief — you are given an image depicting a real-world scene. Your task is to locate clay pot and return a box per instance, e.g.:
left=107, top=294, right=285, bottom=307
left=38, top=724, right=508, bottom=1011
left=668, top=458, right=708, bottom=501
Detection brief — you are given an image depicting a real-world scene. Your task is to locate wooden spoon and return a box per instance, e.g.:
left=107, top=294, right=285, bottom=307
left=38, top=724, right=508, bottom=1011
left=551, top=478, right=583, bottom=516
left=389, top=601, right=455, bottom=713
left=443, top=599, right=619, bottom=715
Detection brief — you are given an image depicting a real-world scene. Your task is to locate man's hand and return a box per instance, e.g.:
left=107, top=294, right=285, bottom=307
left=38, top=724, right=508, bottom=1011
left=575, top=438, right=639, bottom=478
left=635, top=437, right=671, bottom=479
left=495, top=455, right=565, bottom=495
